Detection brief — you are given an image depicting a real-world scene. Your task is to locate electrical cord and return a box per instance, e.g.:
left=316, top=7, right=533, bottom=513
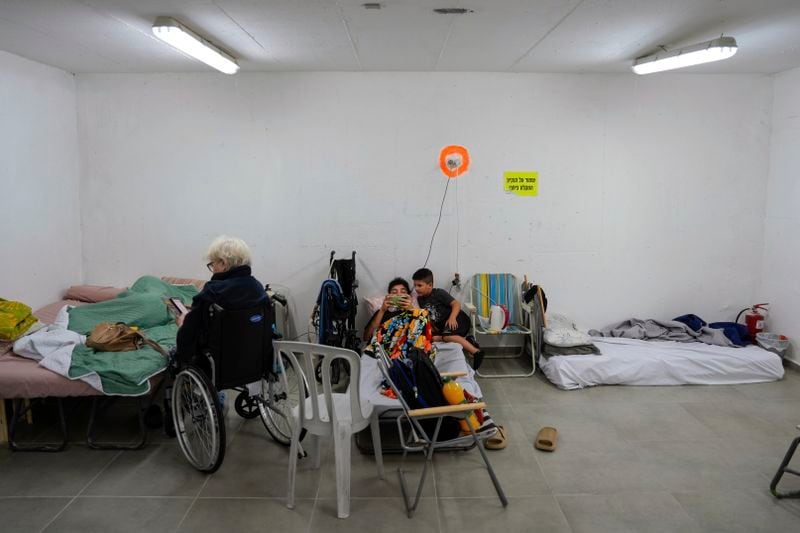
left=455, top=175, right=460, bottom=274
left=451, top=177, right=461, bottom=294
left=422, top=176, right=452, bottom=268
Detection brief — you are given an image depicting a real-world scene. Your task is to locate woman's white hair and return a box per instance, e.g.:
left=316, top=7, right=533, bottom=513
left=206, top=236, right=252, bottom=269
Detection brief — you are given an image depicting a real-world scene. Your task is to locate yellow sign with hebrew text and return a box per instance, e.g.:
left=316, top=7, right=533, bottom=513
left=504, top=171, right=538, bottom=196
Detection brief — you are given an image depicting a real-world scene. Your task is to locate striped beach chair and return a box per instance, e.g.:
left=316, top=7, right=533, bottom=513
left=463, top=273, right=538, bottom=378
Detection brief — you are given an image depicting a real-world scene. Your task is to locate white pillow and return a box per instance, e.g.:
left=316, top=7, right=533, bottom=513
left=364, top=296, right=384, bottom=316
left=543, top=313, right=593, bottom=347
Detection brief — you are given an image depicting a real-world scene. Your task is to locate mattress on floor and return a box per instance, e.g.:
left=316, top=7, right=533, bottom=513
left=540, top=336, right=785, bottom=390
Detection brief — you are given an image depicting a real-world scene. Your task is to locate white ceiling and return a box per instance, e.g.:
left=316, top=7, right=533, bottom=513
left=1, top=0, right=799, bottom=75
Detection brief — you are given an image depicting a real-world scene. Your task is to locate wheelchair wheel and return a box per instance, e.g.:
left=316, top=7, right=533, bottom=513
left=259, top=354, right=307, bottom=446
left=171, top=366, right=226, bottom=473
left=234, top=391, right=260, bottom=419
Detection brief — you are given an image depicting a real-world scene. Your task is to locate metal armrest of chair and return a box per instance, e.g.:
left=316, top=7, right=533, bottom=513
left=520, top=302, right=535, bottom=334
left=464, top=301, right=485, bottom=341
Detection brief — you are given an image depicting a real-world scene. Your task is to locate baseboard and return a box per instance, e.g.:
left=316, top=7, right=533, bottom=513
left=783, top=357, right=799, bottom=373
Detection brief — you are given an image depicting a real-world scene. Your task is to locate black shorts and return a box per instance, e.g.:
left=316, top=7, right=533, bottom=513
left=433, top=310, right=471, bottom=338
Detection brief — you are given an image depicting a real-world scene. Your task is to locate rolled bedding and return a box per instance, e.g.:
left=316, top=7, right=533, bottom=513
left=542, top=313, right=599, bottom=357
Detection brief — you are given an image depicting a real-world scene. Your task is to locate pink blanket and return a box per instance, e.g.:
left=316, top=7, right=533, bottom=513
left=0, top=300, right=99, bottom=398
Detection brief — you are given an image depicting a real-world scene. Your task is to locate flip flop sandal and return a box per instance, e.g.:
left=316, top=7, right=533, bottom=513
left=534, top=426, right=558, bottom=452
left=484, top=425, right=508, bottom=450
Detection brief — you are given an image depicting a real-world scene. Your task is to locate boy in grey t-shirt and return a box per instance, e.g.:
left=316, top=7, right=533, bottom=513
left=412, top=268, right=483, bottom=369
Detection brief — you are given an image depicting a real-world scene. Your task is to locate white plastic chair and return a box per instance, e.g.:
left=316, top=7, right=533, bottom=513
left=275, top=341, right=384, bottom=519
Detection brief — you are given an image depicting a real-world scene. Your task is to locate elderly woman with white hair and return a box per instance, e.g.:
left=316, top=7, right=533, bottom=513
left=175, top=236, right=267, bottom=364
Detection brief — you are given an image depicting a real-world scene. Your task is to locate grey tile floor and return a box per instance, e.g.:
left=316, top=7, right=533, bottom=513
left=2, top=362, right=800, bottom=532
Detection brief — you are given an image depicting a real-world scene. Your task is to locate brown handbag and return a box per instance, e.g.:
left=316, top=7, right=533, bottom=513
left=85, top=322, right=168, bottom=356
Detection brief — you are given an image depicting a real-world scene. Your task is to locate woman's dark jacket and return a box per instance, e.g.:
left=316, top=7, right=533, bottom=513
left=176, top=265, right=267, bottom=362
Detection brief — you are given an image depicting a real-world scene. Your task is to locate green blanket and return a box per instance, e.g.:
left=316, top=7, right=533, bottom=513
left=67, top=276, right=199, bottom=396
left=68, top=276, right=197, bottom=334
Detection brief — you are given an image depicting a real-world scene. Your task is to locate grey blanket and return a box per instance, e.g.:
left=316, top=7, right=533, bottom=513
left=589, top=318, right=736, bottom=348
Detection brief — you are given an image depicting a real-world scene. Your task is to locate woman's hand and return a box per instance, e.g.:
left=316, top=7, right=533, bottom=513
left=381, top=294, right=393, bottom=311
left=175, top=312, right=186, bottom=328
left=399, top=295, right=412, bottom=310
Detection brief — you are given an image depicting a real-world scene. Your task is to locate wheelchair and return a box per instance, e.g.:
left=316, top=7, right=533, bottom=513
left=310, top=250, right=361, bottom=386
left=167, top=298, right=306, bottom=473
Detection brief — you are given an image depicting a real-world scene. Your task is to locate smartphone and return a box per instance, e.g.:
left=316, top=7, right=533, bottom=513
left=390, top=294, right=409, bottom=306
left=169, top=297, right=188, bottom=316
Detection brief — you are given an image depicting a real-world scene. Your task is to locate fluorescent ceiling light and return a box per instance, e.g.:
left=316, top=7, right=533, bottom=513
left=632, top=37, right=737, bottom=75
left=152, top=17, right=239, bottom=74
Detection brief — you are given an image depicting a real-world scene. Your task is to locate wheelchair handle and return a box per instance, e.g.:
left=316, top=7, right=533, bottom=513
left=264, top=284, right=288, bottom=306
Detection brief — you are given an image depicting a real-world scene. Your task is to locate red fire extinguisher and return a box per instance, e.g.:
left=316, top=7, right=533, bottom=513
left=737, top=303, right=769, bottom=339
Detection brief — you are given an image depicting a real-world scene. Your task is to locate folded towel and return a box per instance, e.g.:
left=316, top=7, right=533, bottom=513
left=543, top=343, right=600, bottom=357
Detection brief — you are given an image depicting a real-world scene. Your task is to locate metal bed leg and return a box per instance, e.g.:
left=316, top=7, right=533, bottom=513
left=0, top=400, right=9, bottom=445
left=9, top=398, right=68, bottom=452
left=770, top=435, right=800, bottom=499
left=86, top=396, right=148, bottom=451
left=86, top=377, right=165, bottom=451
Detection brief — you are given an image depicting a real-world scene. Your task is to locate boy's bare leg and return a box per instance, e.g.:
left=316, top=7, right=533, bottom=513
left=438, top=333, right=484, bottom=370
left=442, top=334, right=478, bottom=355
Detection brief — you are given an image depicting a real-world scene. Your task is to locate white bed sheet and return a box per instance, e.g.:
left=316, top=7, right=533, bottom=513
left=540, top=336, right=784, bottom=390
left=360, top=342, right=482, bottom=414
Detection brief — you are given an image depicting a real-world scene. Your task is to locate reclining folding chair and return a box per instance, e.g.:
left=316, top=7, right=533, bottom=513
left=375, top=347, right=507, bottom=518
left=463, top=273, right=537, bottom=378
left=770, top=424, right=800, bottom=498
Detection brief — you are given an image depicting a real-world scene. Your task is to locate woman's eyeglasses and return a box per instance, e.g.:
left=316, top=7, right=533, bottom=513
left=206, top=261, right=215, bottom=272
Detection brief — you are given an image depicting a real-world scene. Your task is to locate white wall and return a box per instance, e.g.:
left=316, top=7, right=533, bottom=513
left=761, top=67, right=800, bottom=365
left=76, top=72, right=772, bottom=333
left=0, top=52, right=81, bottom=310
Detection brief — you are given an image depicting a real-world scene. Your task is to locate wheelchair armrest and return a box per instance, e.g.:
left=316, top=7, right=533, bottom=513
left=408, top=402, right=487, bottom=419
left=463, top=302, right=477, bottom=315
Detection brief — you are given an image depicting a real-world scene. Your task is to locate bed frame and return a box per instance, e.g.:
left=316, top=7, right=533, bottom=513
left=0, top=299, right=162, bottom=451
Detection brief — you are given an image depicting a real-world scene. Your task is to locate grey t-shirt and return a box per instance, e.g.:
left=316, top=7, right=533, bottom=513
left=417, top=288, right=454, bottom=328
